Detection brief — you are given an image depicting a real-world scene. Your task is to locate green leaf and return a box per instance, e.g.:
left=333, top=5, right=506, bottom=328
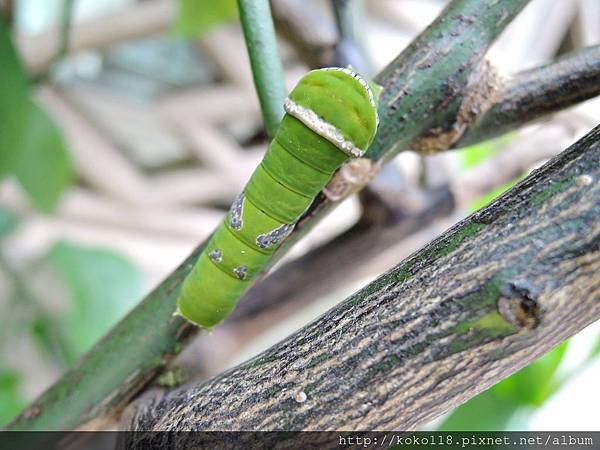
left=0, top=20, right=72, bottom=210
left=459, top=141, right=498, bottom=170
left=0, top=369, right=27, bottom=426
left=14, top=102, right=73, bottom=212
left=0, top=205, right=19, bottom=237
left=0, top=18, right=30, bottom=177
left=175, top=0, right=238, bottom=37
left=48, top=241, right=143, bottom=363
left=458, top=134, right=515, bottom=172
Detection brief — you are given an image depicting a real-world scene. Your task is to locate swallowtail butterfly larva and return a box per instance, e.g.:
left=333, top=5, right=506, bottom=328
left=177, top=67, right=381, bottom=328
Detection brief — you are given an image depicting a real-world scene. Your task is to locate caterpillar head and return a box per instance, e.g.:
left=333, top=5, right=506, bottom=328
left=284, top=67, right=381, bottom=158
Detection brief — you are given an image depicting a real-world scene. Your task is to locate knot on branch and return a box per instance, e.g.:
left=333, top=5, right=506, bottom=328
left=497, top=283, right=542, bottom=331
left=411, top=60, right=502, bottom=154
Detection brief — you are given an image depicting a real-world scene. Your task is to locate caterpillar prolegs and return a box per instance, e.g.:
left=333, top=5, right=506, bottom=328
left=177, top=68, right=381, bottom=328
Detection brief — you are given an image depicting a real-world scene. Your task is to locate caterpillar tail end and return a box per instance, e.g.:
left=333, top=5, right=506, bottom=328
left=176, top=294, right=220, bottom=331
left=172, top=305, right=213, bottom=332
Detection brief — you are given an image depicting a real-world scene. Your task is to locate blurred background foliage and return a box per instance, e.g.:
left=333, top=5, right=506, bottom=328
left=1, top=3, right=143, bottom=424
left=175, top=0, right=237, bottom=37
left=0, top=20, right=72, bottom=212
left=0, top=206, right=142, bottom=424
left=0, top=0, right=599, bottom=430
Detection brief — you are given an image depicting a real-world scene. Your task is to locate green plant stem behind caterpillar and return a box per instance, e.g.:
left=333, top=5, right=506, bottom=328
left=177, top=67, right=381, bottom=328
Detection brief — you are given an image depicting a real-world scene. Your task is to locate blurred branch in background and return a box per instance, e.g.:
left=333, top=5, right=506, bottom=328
left=56, top=0, right=76, bottom=65
left=237, top=0, right=286, bottom=137
left=271, top=0, right=336, bottom=68
left=0, top=0, right=13, bottom=27
left=331, top=0, right=372, bottom=74
left=16, top=0, right=176, bottom=75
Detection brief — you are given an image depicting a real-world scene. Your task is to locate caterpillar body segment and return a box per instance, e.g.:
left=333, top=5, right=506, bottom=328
left=177, top=67, right=381, bottom=328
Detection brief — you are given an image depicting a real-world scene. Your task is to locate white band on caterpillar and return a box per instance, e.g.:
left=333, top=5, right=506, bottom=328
left=283, top=98, right=365, bottom=158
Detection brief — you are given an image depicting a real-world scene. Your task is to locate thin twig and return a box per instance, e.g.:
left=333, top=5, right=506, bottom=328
left=458, top=44, right=600, bottom=147
left=0, top=0, right=14, bottom=27
left=237, top=0, right=286, bottom=138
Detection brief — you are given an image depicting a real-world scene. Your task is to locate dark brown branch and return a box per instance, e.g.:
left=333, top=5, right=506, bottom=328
left=124, top=125, right=600, bottom=432
left=457, top=44, right=600, bottom=147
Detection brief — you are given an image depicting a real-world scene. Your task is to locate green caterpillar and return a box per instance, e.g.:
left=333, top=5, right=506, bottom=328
left=177, top=67, right=381, bottom=328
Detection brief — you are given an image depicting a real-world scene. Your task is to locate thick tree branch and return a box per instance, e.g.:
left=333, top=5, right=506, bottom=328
left=457, top=44, right=600, bottom=147
left=125, top=124, right=600, bottom=432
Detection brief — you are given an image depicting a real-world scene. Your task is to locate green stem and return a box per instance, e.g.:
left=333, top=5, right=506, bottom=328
left=4, top=246, right=203, bottom=431
left=237, top=0, right=286, bottom=138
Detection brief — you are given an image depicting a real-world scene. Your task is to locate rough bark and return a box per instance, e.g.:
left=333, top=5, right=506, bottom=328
left=124, top=125, right=600, bottom=432
left=370, top=0, right=530, bottom=160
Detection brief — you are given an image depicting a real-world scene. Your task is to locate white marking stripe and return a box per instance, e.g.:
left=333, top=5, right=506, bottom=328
left=283, top=98, right=365, bottom=158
